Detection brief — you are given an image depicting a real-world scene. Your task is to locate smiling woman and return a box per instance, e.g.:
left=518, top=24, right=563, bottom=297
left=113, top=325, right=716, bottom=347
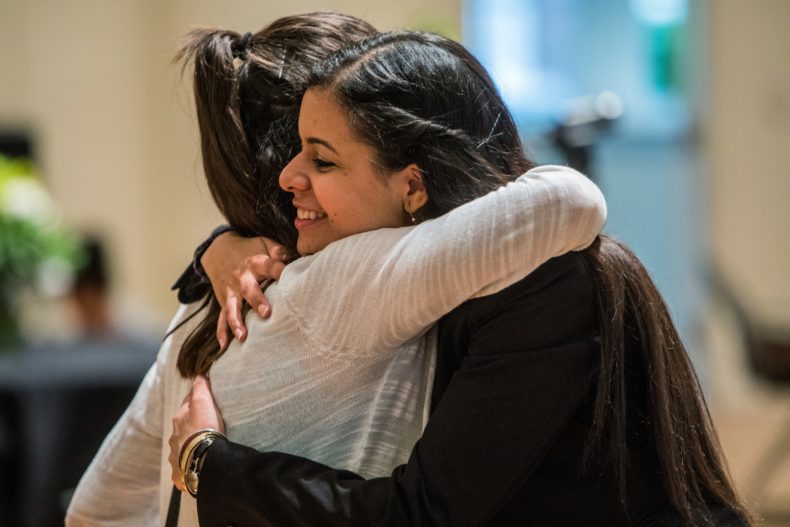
left=281, top=88, right=427, bottom=255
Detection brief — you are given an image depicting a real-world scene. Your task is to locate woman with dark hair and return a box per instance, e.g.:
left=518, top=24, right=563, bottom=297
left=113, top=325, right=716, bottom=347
left=170, top=31, right=752, bottom=526
left=67, top=14, right=606, bottom=527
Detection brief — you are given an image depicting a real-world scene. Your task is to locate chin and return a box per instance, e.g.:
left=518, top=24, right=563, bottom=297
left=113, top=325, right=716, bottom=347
left=297, top=238, right=324, bottom=256
left=297, top=228, right=341, bottom=256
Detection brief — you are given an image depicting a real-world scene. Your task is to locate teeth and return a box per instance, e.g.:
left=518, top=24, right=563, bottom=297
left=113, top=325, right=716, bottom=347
left=297, top=208, right=326, bottom=220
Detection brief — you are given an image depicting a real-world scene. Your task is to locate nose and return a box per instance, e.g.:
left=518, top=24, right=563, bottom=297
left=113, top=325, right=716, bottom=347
left=279, top=151, right=311, bottom=193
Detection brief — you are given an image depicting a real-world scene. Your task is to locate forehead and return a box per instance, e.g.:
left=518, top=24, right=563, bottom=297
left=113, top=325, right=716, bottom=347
left=298, top=88, right=356, bottom=146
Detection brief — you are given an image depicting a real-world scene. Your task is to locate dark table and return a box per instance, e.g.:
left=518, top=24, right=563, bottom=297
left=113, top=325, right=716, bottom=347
left=0, top=335, right=158, bottom=527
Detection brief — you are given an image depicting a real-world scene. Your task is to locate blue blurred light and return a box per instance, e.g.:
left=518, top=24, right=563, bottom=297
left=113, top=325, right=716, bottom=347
left=629, top=0, right=688, bottom=26
left=464, top=0, right=572, bottom=130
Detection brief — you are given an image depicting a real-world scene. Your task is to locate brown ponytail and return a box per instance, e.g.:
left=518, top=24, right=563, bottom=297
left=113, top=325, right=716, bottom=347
left=175, top=29, right=260, bottom=237
left=581, top=236, right=752, bottom=525
left=173, top=13, right=377, bottom=377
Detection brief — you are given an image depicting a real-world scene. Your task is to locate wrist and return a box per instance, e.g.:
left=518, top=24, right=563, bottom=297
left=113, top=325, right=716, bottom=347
left=179, top=428, right=227, bottom=497
left=193, top=226, right=234, bottom=283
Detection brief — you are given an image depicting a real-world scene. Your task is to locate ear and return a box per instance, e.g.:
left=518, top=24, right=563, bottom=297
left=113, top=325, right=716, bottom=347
left=400, top=163, right=428, bottom=213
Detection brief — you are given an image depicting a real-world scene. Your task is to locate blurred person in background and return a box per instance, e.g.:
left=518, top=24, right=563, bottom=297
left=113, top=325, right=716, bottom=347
left=70, top=237, right=113, bottom=339
left=29, top=234, right=159, bottom=354
left=0, top=233, right=159, bottom=527
left=67, top=236, right=156, bottom=352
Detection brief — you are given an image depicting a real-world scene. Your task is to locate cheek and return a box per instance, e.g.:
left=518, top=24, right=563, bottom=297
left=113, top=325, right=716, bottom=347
left=352, top=190, right=403, bottom=230
left=314, top=176, right=403, bottom=234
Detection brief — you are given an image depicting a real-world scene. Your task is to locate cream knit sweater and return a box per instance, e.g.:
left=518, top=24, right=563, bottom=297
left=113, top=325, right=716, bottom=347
left=66, top=165, right=606, bottom=526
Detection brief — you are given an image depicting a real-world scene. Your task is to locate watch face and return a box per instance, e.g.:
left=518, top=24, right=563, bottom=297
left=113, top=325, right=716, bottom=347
left=182, top=432, right=224, bottom=497
left=185, top=471, right=199, bottom=496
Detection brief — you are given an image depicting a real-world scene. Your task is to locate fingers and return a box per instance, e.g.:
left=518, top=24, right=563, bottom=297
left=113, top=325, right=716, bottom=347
left=225, top=294, right=246, bottom=342
left=210, top=236, right=290, bottom=350
left=216, top=308, right=229, bottom=352
left=262, top=237, right=289, bottom=262
left=169, top=440, right=186, bottom=492
left=247, top=254, right=286, bottom=282
left=240, top=272, right=271, bottom=319
left=270, top=245, right=289, bottom=261
left=242, top=254, right=285, bottom=319
left=173, top=470, right=186, bottom=492
left=168, top=377, right=227, bottom=490
left=170, top=399, right=189, bottom=490
left=169, top=440, right=182, bottom=490
left=232, top=254, right=285, bottom=322
left=168, top=429, right=181, bottom=489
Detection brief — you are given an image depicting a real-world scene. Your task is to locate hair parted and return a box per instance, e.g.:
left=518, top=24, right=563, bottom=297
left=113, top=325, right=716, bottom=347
left=306, top=31, right=534, bottom=221
left=172, top=12, right=376, bottom=378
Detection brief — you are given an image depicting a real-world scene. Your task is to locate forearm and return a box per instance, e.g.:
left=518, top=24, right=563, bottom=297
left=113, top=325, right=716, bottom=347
left=199, top=442, right=399, bottom=527
left=66, top=365, right=163, bottom=525
left=372, top=164, right=606, bottom=339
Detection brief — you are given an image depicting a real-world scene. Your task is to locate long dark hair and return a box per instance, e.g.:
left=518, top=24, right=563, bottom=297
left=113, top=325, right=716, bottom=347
left=582, top=236, right=752, bottom=525
left=172, top=13, right=376, bottom=377
left=306, top=31, right=750, bottom=525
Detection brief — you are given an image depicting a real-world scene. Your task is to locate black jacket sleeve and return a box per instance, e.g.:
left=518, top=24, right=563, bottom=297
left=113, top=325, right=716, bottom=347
left=196, top=253, right=598, bottom=527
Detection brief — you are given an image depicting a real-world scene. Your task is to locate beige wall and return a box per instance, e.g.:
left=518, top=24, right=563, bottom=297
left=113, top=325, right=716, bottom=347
left=705, top=0, right=790, bottom=326
left=0, top=1, right=461, bottom=330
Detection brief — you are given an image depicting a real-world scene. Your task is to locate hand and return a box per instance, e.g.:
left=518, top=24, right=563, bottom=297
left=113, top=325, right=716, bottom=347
left=201, top=232, right=288, bottom=350
left=169, top=375, right=225, bottom=492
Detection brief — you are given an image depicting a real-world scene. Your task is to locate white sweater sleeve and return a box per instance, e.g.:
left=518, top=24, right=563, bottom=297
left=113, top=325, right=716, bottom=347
left=65, top=305, right=193, bottom=526
left=65, top=363, right=164, bottom=526
left=282, top=165, right=606, bottom=352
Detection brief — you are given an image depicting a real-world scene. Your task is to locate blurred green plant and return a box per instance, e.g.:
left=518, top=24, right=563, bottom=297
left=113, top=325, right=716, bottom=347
left=0, top=155, right=83, bottom=349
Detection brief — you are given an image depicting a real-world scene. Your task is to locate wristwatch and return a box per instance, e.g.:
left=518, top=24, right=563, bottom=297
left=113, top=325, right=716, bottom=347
left=180, top=429, right=227, bottom=497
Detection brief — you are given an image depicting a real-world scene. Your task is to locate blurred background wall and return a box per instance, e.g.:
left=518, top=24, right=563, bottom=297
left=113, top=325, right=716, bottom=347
left=0, top=0, right=788, bottom=525
left=0, top=0, right=461, bottom=331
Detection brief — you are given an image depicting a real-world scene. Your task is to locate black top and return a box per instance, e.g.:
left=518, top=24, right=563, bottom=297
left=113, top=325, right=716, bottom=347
left=175, top=253, right=742, bottom=527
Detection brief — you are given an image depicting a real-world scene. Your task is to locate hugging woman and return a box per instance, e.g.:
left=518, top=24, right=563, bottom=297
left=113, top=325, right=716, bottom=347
left=170, top=21, right=751, bottom=527
left=66, top=12, right=609, bottom=527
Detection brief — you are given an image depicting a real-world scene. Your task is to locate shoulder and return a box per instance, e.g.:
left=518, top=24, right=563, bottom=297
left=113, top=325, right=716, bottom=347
left=467, top=251, right=594, bottom=319
left=440, top=251, right=597, bottom=354
left=153, top=302, right=206, bottom=371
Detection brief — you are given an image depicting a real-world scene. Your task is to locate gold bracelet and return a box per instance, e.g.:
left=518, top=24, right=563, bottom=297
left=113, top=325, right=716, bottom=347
left=184, top=434, right=223, bottom=497
left=179, top=430, right=207, bottom=475
left=178, top=429, right=227, bottom=497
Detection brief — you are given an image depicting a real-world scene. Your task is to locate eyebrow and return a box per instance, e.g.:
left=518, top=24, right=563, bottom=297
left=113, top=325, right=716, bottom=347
left=305, top=137, right=338, bottom=154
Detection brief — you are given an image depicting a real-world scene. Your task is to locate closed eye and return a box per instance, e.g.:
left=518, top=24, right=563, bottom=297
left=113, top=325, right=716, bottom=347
left=313, top=157, right=335, bottom=170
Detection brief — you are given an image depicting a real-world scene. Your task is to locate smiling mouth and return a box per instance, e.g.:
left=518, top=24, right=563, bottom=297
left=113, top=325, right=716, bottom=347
left=294, top=207, right=328, bottom=230
left=296, top=207, right=327, bottom=220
